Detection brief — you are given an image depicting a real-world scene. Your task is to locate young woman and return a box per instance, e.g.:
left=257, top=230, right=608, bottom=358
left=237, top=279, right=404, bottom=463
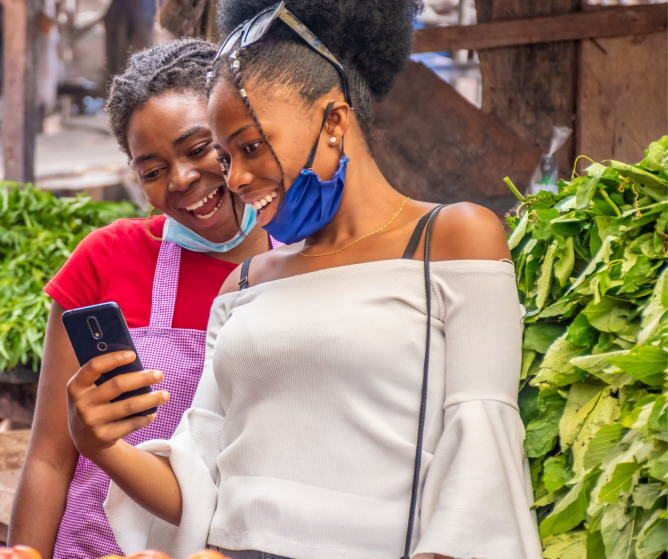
left=66, top=2, right=543, bottom=559
left=8, top=39, right=274, bottom=559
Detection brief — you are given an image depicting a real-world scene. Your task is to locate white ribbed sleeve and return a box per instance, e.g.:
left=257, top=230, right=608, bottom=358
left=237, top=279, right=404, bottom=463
left=413, top=262, right=541, bottom=559
left=105, top=298, right=231, bottom=556
left=104, top=260, right=542, bottom=559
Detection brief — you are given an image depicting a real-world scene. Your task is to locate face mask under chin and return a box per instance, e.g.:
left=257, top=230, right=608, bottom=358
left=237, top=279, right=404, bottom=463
left=262, top=101, right=348, bottom=245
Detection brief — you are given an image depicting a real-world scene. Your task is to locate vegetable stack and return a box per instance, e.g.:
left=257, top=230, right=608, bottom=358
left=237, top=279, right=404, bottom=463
left=506, top=137, right=667, bottom=558
left=0, top=183, right=139, bottom=373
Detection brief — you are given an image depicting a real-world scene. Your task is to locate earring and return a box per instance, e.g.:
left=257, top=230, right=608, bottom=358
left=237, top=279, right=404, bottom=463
left=329, top=137, right=337, bottom=144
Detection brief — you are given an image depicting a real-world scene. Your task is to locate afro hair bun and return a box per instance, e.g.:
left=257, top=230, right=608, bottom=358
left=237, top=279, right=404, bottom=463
left=217, top=0, right=423, bottom=99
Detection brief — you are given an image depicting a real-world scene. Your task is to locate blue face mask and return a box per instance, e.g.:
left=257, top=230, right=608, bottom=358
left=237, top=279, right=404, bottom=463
left=163, top=203, right=257, bottom=253
left=263, top=102, right=347, bottom=245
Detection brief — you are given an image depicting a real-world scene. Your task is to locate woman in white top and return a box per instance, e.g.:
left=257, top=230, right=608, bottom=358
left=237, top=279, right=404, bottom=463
left=65, top=1, right=543, bottom=558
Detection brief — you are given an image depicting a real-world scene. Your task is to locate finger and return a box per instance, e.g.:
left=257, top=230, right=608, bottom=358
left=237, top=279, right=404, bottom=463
left=101, top=412, right=159, bottom=441
left=96, top=390, right=170, bottom=424
left=67, top=351, right=137, bottom=402
left=77, top=351, right=137, bottom=388
left=90, top=369, right=163, bottom=405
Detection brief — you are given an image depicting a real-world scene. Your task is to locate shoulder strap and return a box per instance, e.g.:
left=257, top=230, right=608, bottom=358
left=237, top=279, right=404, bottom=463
left=401, top=204, right=445, bottom=559
left=401, top=211, right=432, bottom=260
left=238, top=256, right=253, bottom=290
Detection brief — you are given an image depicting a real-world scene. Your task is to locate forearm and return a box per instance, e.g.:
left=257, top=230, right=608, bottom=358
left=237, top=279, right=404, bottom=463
left=92, top=440, right=182, bottom=525
left=8, top=458, right=75, bottom=557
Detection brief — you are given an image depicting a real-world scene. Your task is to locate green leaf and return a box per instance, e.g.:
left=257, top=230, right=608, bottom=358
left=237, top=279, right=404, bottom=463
left=582, top=297, right=632, bottom=334
left=573, top=388, right=621, bottom=472
left=559, top=383, right=602, bottom=447
left=554, top=236, right=575, bottom=287
left=542, top=530, right=588, bottom=559
left=576, top=175, right=601, bottom=209
left=524, top=323, right=567, bottom=354
left=639, top=136, right=667, bottom=172
left=544, top=455, right=575, bottom=493
left=636, top=508, right=667, bottom=556
left=531, top=335, right=584, bottom=389
left=601, top=504, right=641, bottom=559
left=525, top=391, right=567, bottom=458
left=566, top=236, right=616, bottom=295
left=599, top=459, right=641, bottom=503
left=632, top=483, right=664, bottom=509
left=566, top=313, right=598, bottom=347
left=585, top=424, right=629, bottom=471
left=607, top=346, right=667, bottom=387
left=537, top=241, right=559, bottom=310
left=508, top=211, right=529, bottom=250
left=540, top=475, right=594, bottom=538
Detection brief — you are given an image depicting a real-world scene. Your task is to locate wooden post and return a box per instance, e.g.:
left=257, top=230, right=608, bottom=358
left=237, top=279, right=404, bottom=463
left=1, top=0, right=40, bottom=183
left=474, top=0, right=580, bottom=178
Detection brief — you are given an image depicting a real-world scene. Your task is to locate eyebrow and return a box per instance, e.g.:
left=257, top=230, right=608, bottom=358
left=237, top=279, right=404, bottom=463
left=174, top=125, right=205, bottom=145
left=134, top=153, right=157, bottom=165
left=226, top=125, right=256, bottom=144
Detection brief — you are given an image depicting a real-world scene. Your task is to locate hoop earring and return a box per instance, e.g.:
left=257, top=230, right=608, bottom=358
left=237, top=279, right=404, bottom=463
left=144, top=206, right=164, bottom=242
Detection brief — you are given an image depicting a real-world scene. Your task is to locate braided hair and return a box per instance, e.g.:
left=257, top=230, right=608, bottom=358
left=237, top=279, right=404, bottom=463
left=106, top=38, right=218, bottom=158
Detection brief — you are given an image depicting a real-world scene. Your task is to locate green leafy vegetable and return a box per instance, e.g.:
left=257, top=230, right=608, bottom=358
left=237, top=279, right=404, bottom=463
left=0, top=183, right=139, bottom=372
left=506, top=137, right=668, bottom=557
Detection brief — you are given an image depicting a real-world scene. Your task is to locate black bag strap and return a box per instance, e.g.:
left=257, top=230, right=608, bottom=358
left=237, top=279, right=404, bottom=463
left=305, top=102, right=336, bottom=169
left=402, top=212, right=432, bottom=260
left=238, top=256, right=253, bottom=290
left=401, top=204, right=445, bottom=559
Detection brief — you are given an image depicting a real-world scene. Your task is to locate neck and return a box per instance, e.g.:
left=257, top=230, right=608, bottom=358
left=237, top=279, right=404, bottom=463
left=305, top=140, right=406, bottom=250
left=205, top=224, right=270, bottom=263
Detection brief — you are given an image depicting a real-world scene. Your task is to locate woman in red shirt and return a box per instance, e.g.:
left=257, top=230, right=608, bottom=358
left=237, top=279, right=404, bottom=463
left=8, top=39, right=272, bottom=558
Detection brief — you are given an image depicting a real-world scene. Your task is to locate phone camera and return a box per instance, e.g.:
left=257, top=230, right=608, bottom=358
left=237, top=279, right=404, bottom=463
left=97, top=342, right=108, bottom=351
left=87, top=316, right=103, bottom=340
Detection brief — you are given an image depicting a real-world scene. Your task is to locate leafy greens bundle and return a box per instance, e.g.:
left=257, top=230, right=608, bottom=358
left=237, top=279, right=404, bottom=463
left=0, top=183, right=139, bottom=373
left=506, top=137, right=667, bottom=559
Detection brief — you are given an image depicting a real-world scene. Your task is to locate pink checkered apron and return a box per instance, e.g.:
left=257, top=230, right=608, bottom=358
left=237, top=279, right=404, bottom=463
left=54, top=241, right=208, bottom=559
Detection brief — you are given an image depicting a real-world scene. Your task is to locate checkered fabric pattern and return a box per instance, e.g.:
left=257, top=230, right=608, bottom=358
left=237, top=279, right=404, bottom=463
left=54, top=242, right=207, bottom=559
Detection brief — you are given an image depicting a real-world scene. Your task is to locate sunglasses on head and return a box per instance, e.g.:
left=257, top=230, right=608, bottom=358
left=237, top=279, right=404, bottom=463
left=209, top=1, right=353, bottom=109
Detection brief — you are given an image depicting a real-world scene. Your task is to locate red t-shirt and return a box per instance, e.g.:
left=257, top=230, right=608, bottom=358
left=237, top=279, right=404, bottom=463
left=45, top=215, right=237, bottom=330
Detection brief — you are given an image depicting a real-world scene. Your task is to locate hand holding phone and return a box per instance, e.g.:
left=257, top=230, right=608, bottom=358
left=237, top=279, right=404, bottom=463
left=66, top=351, right=169, bottom=459
left=62, top=303, right=170, bottom=458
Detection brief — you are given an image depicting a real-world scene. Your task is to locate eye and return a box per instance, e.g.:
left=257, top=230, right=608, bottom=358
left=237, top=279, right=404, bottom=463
left=243, top=141, right=262, bottom=155
left=189, top=143, right=211, bottom=157
left=143, top=168, right=162, bottom=180
left=218, top=156, right=231, bottom=174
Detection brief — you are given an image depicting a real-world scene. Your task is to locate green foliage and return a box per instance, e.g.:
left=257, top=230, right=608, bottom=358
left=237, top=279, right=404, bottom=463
left=0, top=183, right=139, bottom=372
left=507, top=137, right=668, bottom=558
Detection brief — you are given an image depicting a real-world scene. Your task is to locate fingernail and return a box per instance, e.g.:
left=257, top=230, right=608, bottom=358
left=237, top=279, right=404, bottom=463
left=125, top=351, right=135, bottom=360
left=153, top=371, right=163, bottom=381
left=162, top=391, right=170, bottom=402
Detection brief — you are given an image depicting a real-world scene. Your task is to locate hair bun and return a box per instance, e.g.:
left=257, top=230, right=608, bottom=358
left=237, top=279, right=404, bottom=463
left=217, top=0, right=423, bottom=99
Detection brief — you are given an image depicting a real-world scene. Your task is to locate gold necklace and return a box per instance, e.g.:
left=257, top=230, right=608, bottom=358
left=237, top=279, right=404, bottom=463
left=299, top=197, right=410, bottom=258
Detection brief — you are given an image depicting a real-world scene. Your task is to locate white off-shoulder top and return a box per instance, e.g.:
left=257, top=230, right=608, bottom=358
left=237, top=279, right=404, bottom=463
left=105, top=259, right=542, bottom=559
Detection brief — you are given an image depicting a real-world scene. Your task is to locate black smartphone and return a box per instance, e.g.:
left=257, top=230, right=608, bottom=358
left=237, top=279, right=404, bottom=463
left=62, top=302, right=157, bottom=416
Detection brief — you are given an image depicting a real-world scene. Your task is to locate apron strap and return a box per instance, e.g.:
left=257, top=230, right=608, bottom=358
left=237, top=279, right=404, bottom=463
left=149, top=241, right=182, bottom=328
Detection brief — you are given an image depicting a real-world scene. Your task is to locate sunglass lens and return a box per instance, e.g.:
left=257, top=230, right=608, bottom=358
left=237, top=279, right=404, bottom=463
left=243, top=10, right=275, bottom=45
left=221, top=28, right=243, bottom=57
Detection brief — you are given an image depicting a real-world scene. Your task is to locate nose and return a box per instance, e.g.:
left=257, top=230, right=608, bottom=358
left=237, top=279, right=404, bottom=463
left=225, top=159, right=254, bottom=194
left=168, top=162, right=200, bottom=192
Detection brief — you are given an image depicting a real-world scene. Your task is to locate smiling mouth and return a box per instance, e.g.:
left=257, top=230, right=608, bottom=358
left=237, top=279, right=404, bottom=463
left=185, top=186, right=225, bottom=220
left=251, top=190, right=279, bottom=217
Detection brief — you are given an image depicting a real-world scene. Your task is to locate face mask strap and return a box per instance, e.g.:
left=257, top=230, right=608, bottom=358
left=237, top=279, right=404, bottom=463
left=304, top=101, right=335, bottom=169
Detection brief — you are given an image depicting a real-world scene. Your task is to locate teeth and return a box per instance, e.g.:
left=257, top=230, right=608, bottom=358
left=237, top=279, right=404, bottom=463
left=186, top=187, right=220, bottom=211
left=271, top=191, right=278, bottom=199
left=250, top=191, right=279, bottom=212
left=193, top=195, right=225, bottom=220
left=264, top=195, right=273, bottom=203
left=253, top=201, right=262, bottom=210
left=260, top=199, right=268, bottom=207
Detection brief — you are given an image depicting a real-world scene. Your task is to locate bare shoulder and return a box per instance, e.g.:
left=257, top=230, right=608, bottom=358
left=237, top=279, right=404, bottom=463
left=430, top=202, right=511, bottom=262
left=218, top=244, right=295, bottom=295
left=219, top=264, right=243, bottom=296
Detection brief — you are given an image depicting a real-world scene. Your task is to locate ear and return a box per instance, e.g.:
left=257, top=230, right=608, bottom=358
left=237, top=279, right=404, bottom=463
left=324, top=101, right=351, bottom=146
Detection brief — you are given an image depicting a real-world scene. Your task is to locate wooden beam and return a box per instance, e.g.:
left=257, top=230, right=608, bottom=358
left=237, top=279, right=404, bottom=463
left=414, top=4, right=667, bottom=53
left=1, top=0, right=40, bottom=183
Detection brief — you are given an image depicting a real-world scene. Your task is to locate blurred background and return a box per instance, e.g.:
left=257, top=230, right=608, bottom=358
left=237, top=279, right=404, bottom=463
left=0, top=0, right=665, bottom=213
